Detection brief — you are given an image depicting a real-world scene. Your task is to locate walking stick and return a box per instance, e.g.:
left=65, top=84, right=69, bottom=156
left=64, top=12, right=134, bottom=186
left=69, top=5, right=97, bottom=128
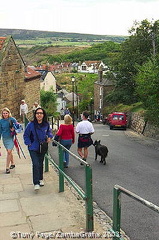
left=15, top=135, right=26, bottom=159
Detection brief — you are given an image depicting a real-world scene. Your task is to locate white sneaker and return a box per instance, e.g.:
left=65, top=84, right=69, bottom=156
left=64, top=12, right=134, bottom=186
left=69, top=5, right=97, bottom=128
left=34, top=184, right=40, bottom=191
left=39, top=180, right=44, bottom=186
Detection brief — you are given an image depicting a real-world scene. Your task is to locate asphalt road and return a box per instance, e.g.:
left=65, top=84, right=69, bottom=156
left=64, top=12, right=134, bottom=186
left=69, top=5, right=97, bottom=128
left=49, top=123, right=159, bottom=240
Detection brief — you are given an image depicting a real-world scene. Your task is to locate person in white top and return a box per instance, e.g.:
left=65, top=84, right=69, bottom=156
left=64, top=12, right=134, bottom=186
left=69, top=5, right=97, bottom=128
left=32, top=102, right=41, bottom=114
left=76, top=111, right=94, bottom=165
left=20, top=100, right=28, bottom=123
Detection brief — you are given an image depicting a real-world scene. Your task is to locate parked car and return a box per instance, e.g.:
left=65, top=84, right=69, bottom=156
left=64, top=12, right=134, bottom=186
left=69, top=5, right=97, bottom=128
left=108, top=112, right=127, bottom=130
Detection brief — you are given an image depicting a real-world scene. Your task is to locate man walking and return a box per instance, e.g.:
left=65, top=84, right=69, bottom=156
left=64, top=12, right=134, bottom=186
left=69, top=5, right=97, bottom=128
left=76, top=111, right=94, bottom=165
left=20, top=100, right=28, bottom=123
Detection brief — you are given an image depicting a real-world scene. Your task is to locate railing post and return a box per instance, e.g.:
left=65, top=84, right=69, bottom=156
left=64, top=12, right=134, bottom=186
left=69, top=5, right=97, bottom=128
left=51, top=116, right=53, bottom=129
left=58, top=145, right=64, bottom=192
left=85, top=164, right=94, bottom=232
left=44, top=153, right=49, bottom=172
left=24, top=116, right=29, bottom=128
left=113, top=186, right=121, bottom=240
left=57, top=117, right=59, bottom=129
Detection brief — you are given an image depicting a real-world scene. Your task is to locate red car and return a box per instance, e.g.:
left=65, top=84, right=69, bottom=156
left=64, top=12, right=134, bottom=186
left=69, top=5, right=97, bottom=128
left=108, top=112, right=127, bottom=130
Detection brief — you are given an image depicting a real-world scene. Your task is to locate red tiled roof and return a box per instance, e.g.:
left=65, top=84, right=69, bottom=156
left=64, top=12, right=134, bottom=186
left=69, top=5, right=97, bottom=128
left=61, top=62, right=71, bottom=67
left=35, top=62, right=72, bottom=72
left=0, top=37, right=7, bottom=50
left=25, top=66, right=41, bottom=80
left=35, top=64, right=59, bottom=71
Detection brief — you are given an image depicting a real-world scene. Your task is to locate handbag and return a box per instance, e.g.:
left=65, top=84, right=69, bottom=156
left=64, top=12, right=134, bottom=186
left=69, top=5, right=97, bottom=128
left=34, top=123, right=49, bottom=154
left=39, top=141, right=48, bottom=154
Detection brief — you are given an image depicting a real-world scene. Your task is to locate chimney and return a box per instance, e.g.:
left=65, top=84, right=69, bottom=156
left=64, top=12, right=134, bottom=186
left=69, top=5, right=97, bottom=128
left=98, top=65, right=103, bottom=82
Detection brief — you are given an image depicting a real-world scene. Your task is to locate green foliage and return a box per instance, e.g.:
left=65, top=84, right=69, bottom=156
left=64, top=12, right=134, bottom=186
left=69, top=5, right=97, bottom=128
left=135, top=58, right=159, bottom=124
left=40, top=89, right=58, bottom=116
left=47, top=41, right=121, bottom=64
left=77, top=74, right=97, bottom=112
left=109, top=19, right=159, bottom=106
left=103, top=102, right=144, bottom=117
left=55, top=73, right=98, bottom=113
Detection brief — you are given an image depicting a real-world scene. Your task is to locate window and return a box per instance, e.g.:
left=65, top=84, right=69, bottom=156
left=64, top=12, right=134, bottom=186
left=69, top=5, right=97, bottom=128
left=82, top=66, right=86, bottom=70
left=100, top=87, right=102, bottom=95
left=99, top=99, right=102, bottom=109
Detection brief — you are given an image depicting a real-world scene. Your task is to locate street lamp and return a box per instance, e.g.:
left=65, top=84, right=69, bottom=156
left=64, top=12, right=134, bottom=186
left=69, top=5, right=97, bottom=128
left=75, top=80, right=79, bottom=121
left=90, top=97, right=93, bottom=121
left=71, top=76, right=75, bottom=126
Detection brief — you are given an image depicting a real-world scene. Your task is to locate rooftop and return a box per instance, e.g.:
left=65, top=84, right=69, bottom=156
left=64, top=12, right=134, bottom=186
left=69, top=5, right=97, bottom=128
left=0, top=37, right=6, bottom=50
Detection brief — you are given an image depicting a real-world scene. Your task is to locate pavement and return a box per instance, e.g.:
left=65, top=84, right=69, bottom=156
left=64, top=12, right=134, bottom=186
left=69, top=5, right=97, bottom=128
left=0, top=131, right=117, bottom=240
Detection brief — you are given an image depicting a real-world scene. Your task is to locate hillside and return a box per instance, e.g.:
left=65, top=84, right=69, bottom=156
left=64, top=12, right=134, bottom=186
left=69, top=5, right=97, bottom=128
left=20, top=45, right=90, bottom=65
left=0, top=28, right=125, bottom=65
left=0, top=28, right=127, bottom=43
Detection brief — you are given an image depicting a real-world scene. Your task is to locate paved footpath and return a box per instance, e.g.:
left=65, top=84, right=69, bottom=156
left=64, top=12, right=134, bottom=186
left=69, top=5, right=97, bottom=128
left=0, top=131, right=116, bottom=240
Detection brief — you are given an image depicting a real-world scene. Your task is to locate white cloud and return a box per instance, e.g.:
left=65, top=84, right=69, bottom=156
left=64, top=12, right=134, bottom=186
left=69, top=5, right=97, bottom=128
left=0, top=0, right=159, bottom=35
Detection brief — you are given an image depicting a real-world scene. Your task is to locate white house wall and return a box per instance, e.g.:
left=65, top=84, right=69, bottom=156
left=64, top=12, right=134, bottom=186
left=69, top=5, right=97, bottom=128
left=78, top=61, right=107, bottom=73
left=40, top=72, right=56, bottom=92
left=57, top=97, right=66, bottom=112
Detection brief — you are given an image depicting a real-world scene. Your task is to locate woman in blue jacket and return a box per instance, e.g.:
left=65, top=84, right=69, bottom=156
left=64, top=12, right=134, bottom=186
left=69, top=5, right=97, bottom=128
left=23, top=108, right=53, bottom=191
left=0, top=108, right=18, bottom=174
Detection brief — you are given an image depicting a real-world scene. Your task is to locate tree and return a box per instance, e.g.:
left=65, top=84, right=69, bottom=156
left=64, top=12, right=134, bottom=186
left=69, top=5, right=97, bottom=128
left=77, top=74, right=97, bottom=112
left=135, top=58, right=159, bottom=124
left=46, top=41, right=121, bottom=65
left=108, top=19, right=159, bottom=105
left=40, top=89, right=58, bottom=116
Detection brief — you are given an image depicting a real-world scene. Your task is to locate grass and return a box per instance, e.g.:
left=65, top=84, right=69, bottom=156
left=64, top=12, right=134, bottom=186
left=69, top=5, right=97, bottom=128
left=103, top=102, right=144, bottom=116
left=15, top=38, right=93, bottom=47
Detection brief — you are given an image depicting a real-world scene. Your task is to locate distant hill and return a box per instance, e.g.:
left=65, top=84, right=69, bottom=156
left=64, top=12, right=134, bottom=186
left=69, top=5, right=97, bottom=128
left=0, top=28, right=127, bottom=43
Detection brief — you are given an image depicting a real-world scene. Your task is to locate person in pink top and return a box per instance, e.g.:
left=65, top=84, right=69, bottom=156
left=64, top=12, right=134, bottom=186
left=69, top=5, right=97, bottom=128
left=55, top=114, right=75, bottom=168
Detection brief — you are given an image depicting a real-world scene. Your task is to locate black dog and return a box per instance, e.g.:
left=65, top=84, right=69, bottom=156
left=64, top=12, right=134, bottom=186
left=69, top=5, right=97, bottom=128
left=93, top=140, right=108, bottom=165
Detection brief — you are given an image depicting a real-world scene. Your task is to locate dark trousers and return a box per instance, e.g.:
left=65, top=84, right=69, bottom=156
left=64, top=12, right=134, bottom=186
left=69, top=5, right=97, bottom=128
left=29, top=150, right=45, bottom=185
left=60, top=139, right=72, bottom=166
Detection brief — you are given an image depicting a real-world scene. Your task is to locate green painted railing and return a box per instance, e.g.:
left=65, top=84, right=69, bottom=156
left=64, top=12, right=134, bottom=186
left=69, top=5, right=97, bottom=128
left=45, top=140, right=94, bottom=232
left=112, top=184, right=159, bottom=240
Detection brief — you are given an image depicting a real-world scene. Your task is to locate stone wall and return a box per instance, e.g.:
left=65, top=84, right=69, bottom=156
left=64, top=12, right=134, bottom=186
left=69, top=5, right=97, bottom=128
left=129, top=113, right=145, bottom=134
left=129, top=112, right=159, bottom=140
left=25, top=78, right=40, bottom=120
left=94, top=83, right=101, bottom=112
left=143, top=122, right=159, bottom=140
left=0, top=37, right=40, bottom=122
left=0, top=37, right=25, bottom=120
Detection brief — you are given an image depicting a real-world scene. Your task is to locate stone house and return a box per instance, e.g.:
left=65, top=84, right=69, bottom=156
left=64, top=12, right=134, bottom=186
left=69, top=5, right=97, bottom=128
left=24, top=66, right=41, bottom=119
left=94, top=69, right=114, bottom=118
left=0, top=36, right=41, bottom=121
left=40, top=71, right=56, bottom=92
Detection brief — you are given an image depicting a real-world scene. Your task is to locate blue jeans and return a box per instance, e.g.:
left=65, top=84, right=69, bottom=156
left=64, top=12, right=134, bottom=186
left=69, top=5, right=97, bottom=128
left=60, top=139, right=72, bottom=166
left=29, top=150, right=45, bottom=185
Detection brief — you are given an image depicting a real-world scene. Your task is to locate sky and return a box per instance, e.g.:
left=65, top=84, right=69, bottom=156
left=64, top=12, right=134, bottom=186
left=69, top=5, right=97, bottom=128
left=0, top=0, right=159, bottom=36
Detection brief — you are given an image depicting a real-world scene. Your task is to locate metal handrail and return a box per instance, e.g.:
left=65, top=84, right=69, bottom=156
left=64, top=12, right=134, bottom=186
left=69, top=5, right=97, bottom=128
left=45, top=140, right=94, bottom=232
left=112, top=184, right=159, bottom=240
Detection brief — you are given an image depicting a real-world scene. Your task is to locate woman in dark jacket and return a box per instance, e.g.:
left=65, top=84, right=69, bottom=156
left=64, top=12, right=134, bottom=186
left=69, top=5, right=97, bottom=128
left=23, top=108, right=53, bottom=191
